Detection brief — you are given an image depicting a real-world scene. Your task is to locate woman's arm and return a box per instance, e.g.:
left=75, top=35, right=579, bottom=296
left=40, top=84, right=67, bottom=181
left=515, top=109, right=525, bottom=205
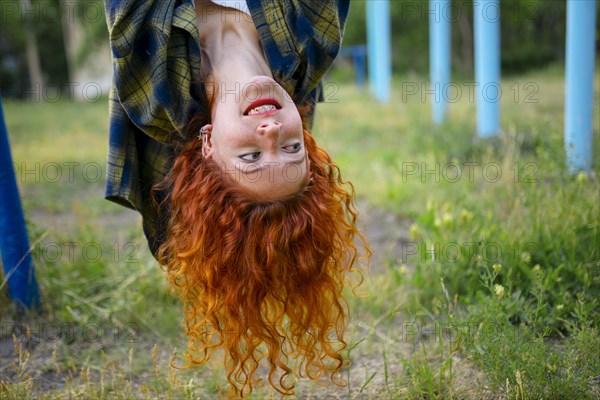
left=104, top=0, right=206, bottom=257
left=104, top=0, right=203, bottom=142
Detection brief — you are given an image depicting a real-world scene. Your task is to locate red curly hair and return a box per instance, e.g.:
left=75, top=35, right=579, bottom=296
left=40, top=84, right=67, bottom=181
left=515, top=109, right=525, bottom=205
left=155, top=108, right=371, bottom=397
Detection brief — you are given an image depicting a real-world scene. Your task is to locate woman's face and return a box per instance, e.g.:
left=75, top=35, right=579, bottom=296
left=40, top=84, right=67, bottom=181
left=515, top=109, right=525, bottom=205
left=202, top=76, right=309, bottom=200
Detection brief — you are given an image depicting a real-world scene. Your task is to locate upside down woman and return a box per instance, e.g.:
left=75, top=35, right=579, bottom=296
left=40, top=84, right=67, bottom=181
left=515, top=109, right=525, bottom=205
left=104, top=0, right=370, bottom=396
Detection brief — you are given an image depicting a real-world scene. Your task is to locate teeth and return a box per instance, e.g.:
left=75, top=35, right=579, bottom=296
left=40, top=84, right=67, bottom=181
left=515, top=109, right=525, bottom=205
left=248, top=104, right=277, bottom=115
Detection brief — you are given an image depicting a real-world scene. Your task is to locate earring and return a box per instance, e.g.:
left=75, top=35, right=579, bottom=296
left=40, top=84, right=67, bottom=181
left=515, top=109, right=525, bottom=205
left=201, top=134, right=209, bottom=158
left=198, top=127, right=209, bottom=140
left=199, top=125, right=211, bottom=158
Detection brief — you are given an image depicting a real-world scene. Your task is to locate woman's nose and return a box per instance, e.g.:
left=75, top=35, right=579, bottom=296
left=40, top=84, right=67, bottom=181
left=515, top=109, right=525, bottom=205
left=257, top=121, right=282, bottom=139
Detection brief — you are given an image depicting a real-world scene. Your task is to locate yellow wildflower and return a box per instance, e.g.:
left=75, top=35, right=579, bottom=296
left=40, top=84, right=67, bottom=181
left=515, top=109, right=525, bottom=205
left=494, top=284, right=505, bottom=299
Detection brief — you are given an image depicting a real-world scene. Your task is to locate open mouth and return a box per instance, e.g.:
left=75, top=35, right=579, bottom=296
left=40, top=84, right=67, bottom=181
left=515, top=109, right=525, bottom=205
left=243, top=98, right=282, bottom=116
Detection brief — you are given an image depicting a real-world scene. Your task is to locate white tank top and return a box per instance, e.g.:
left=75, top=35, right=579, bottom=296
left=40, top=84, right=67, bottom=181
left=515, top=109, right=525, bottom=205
left=210, top=1, right=250, bottom=16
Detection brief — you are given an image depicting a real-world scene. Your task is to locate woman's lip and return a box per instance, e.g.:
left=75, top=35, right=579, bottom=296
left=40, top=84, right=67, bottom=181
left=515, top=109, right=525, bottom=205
left=246, top=108, right=281, bottom=117
left=243, top=98, right=282, bottom=116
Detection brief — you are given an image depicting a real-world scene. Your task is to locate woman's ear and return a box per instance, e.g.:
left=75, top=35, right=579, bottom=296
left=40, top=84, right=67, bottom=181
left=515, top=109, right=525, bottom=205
left=305, top=153, right=313, bottom=183
left=201, top=124, right=214, bottom=159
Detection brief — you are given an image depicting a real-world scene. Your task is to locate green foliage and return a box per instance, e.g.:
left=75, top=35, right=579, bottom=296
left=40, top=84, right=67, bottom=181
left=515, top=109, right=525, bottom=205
left=398, top=344, right=455, bottom=399
left=0, top=0, right=70, bottom=97
left=315, top=67, right=599, bottom=397
left=36, top=0, right=70, bottom=86
left=317, top=70, right=599, bottom=336
left=407, top=168, right=600, bottom=333
left=4, top=0, right=597, bottom=98
left=498, top=0, right=567, bottom=75
left=462, top=266, right=600, bottom=399
left=1, top=68, right=598, bottom=397
left=343, top=1, right=598, bottom=76
left=0, top=0, right=28, bottom=95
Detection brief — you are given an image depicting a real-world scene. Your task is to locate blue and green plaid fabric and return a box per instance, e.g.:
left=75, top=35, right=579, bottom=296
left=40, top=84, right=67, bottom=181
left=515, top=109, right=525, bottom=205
left=104, top=0, right=349, bottom=255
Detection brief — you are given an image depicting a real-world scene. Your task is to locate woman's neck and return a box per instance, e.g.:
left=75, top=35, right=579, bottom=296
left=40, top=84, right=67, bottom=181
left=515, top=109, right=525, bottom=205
left=195, top=0, right=272, bottom=98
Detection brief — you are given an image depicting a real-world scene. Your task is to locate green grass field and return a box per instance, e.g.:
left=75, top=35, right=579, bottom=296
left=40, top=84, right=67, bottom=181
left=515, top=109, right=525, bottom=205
left=1, top=65, right=599, bottom=399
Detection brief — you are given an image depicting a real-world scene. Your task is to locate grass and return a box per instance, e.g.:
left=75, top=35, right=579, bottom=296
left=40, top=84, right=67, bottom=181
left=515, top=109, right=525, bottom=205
left=1, top=64, right=599, bottom=398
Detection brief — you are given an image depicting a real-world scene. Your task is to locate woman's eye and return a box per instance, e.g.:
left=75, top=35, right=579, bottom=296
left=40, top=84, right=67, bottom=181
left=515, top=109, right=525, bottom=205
left=239, top=152, right=261, bottom=162
left=283, top=142, right=302, bottom=153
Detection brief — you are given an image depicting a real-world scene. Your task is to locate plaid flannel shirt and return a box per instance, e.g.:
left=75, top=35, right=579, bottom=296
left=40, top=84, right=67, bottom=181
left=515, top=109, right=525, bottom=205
left=104, top=0, right=349, bottom=256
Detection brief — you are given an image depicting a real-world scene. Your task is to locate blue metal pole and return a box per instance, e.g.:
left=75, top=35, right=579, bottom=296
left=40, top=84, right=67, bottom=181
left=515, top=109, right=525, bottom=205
left=429, top=0, right=452, bottom=124
left=0, top=97, right=41, bottom=310
left=565, top=0, right=597, bottom=173
left=474, top=0, right=501, bottom=137
left=366, top=0, right=391, bottom=103
left=353, top=45, right=367, bottom=90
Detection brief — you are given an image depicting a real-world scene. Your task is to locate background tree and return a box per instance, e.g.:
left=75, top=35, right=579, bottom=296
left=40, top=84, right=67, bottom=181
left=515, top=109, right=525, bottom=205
left=0, top=0, right=107, bottom=99
left=341, top=0, right=596, bottom=79
left=1, top=0, right=598, bottom=99
left=20, top=0, right=45, bottom=95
